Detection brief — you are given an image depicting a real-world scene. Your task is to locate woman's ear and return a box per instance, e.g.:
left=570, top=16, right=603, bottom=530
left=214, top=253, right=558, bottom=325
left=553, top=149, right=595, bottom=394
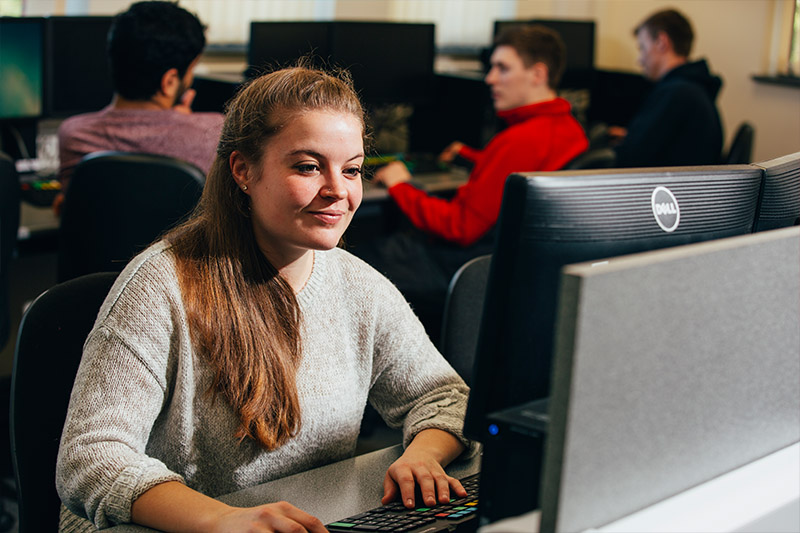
left=230, top=151, right=251, bottom=193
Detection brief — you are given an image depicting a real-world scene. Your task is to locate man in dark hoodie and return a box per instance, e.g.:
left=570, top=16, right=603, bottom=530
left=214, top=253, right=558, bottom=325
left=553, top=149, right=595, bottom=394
left=612, top=9, right=723, bottom=167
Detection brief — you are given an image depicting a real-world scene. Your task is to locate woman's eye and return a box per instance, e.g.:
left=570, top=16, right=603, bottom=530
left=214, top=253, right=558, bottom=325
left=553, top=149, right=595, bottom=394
left=343, top=166, right=362, bottom=179
left=296, top=164, right=319, bottom=174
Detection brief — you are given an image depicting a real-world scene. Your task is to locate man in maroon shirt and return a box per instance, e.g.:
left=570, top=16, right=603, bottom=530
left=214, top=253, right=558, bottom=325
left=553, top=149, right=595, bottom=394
left=356, top=25, right=588, bottom=344
left=54, top=1, right=224, bottom=215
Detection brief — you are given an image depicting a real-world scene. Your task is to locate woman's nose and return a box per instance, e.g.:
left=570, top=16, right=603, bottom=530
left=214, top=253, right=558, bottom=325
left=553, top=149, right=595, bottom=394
left=321, top=173, right=347, bottom=199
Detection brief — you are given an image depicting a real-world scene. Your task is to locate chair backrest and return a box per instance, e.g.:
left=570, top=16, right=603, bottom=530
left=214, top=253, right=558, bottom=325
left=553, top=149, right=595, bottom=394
left=0, top=151, right=20, bottom=350
left=439, top=255, right=492, bottom=387
left=564, top=147, right=618, bottom=170
left=10, top=272, right=118, bottom=533
left=725, top=122, right=755, bottom=164
left=57, top=151, right=205, bottom=282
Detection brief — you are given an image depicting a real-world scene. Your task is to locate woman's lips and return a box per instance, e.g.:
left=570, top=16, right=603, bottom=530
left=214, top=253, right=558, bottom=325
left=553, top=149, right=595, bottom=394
left=309, top=210, right=345, bottom=224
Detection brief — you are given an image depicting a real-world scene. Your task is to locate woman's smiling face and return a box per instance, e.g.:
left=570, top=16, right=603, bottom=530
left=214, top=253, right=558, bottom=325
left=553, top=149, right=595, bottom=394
left=234, top=110, right=365, bottom=265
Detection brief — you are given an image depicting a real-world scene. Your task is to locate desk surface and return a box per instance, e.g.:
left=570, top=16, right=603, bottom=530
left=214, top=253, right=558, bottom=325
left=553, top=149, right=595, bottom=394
left=362, top=169, right=468, bottom=202
left=106, top=444, right=481, bottom=532
left=18, top=201, right=59, bottom=240
left=15, top=170, right=469, bottom=235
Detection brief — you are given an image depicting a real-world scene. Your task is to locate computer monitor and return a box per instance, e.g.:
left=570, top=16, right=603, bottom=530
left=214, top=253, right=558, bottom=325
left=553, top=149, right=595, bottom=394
left=0, top=17, right=44, bottom=160
left=752, top=151, right=800, bottom=232
left=586, top=68, right=653, bottom=128
left=0, top=17, right=44, bottom=120
left=248, top=21, right=435, bottom=105
left=43, top=16, right=115, bottom=117
left=463, top=165, right=763, bottom=440
left=492, top=19, right=595, bottom=89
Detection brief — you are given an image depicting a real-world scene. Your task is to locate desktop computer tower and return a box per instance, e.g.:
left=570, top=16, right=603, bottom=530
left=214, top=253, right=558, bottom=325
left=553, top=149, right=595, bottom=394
left=477, top=399, right=549, bottom=526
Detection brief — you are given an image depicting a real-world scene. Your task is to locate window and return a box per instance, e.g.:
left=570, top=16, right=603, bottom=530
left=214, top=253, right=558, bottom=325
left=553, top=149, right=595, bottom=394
left=0, top=0, right=23, bottom=16
left=790, top=0, right=800, bottom=75
left=767, top=0, right=800, bottom=78
left=181, top=0, right=335, bottom=44
left=386, top=0, right=516, bottom=48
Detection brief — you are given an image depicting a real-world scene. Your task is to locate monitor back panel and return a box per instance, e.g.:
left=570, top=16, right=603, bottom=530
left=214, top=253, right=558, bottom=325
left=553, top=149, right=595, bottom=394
left=752, top=151, right=800, bottom=232
left=45, top=16, right=114, bottom=117
left=542, top=227, right=800, bottom=533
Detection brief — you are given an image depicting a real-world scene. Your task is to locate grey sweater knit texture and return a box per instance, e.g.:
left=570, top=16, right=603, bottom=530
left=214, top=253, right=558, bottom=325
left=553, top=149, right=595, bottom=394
left=56, top=241, right=472, bottom=531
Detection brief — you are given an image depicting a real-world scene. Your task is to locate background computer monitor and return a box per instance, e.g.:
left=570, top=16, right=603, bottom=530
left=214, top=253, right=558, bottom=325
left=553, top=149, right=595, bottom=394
left=463, top=165, right=763, bottom=440
left=44, top=16, right=115, bottom=117
left=752, top=151, right=800, bottom=232
left=248, top=21, right=435, bottom=105
left=0, top=17, right=44, bottom=160
left=492, top=19, right=595, bottom=89
left=0, top=17, right=44, bottom=120
left=585, top=68, right=653, bottom=128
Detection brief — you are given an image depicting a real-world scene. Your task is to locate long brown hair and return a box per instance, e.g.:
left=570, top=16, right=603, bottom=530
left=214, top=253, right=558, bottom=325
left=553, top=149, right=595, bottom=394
left=165, top=66, right=366, bottom=449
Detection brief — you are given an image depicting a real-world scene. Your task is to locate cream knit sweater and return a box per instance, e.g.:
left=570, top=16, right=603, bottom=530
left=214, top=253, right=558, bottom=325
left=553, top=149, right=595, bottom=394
left=56, top=241, right=472, bottom=531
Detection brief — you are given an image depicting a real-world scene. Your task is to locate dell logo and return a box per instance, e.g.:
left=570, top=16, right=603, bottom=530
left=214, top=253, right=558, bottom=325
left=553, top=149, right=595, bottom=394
left=651, top=187, right=680, bottom=232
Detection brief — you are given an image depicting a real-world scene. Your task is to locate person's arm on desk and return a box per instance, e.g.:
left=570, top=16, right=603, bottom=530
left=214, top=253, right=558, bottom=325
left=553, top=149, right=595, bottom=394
left=383, top=428, right=468, bottom=509
left=373, top=160, right=412, bottom=188
left=438, top=141, right=465, bottom=164
left=131, top=480, right=327, bottom=533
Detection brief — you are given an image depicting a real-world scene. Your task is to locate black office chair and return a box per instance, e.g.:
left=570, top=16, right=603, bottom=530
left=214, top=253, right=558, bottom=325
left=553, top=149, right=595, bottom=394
left=0, top=151, right=20, bottom=350
left=10, top=271, right=118, bottom=533
left=57, top=151, right=205, bottom=282
left=439, top=255, right=492, bottom=387
left=0, top=152, right=20, bottom=532
left=724, top=122, right=755, bottom=164
left=564, top=147, right=618, bottom=170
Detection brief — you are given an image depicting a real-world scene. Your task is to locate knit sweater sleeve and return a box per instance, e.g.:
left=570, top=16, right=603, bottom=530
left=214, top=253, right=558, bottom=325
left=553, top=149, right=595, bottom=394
left=345, top=254, right=474, bottom=451
left=56, top=247, right=186, bottom=529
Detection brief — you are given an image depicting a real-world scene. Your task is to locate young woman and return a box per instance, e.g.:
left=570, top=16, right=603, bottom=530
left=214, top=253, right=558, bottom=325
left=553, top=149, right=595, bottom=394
left=55, top=66, right=474, bottom=532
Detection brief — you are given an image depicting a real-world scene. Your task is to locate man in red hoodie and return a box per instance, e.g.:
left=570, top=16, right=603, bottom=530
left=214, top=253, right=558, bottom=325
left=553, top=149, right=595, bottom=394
left=374, top=25, right=588, bottom=247
left=358, top=24, right=588, bottom=343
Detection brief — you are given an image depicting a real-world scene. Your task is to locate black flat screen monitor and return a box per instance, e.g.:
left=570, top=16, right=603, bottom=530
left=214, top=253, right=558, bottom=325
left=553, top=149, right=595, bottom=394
left=586, top=69, right=653, bottom=127
left=493, top=19, right=595, bottom=89
left=752, top=151, right=800, bottom=232
left=0, top=17, right=44, bottom=119
left=44, top=16, right=114, bottom=117
left=463, top=165, right=763, bottom=440
left=248, top=21, right=435, bottom=105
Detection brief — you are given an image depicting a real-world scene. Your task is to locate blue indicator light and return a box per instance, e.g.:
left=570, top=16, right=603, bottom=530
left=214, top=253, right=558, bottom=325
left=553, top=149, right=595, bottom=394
left=488, top=424, right=499, bottom=436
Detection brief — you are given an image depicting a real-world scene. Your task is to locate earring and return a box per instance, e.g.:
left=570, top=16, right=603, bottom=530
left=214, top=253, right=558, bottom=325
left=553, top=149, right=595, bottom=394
left=242, top=185, right=248, bottom=191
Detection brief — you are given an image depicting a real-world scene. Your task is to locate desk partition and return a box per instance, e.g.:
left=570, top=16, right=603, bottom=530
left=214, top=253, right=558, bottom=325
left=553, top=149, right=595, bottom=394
left=542, top=227, right=800, bottom=533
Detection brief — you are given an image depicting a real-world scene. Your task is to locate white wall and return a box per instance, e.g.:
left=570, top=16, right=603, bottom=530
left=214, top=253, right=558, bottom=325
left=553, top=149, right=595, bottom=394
left=514, top=0, right=800, bottom=162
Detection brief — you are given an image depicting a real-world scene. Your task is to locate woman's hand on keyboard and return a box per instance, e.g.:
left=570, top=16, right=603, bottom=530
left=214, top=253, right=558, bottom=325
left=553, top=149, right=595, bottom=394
left=211, top=502, right=328, bottom=533
left=381, top=429, right=468, bottom=509
left=132, top=480, right=328, bottom=532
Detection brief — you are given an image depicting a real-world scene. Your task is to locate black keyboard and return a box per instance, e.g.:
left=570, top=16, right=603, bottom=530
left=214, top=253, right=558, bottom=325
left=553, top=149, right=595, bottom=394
left=326, top=473, right=479, bottom=532
left=20, top=176, right=62, bottom=207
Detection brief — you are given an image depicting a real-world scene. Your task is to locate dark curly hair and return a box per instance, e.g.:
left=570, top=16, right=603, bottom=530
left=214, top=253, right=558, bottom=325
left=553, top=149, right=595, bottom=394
left=108, top=1, right=206, bottom=100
